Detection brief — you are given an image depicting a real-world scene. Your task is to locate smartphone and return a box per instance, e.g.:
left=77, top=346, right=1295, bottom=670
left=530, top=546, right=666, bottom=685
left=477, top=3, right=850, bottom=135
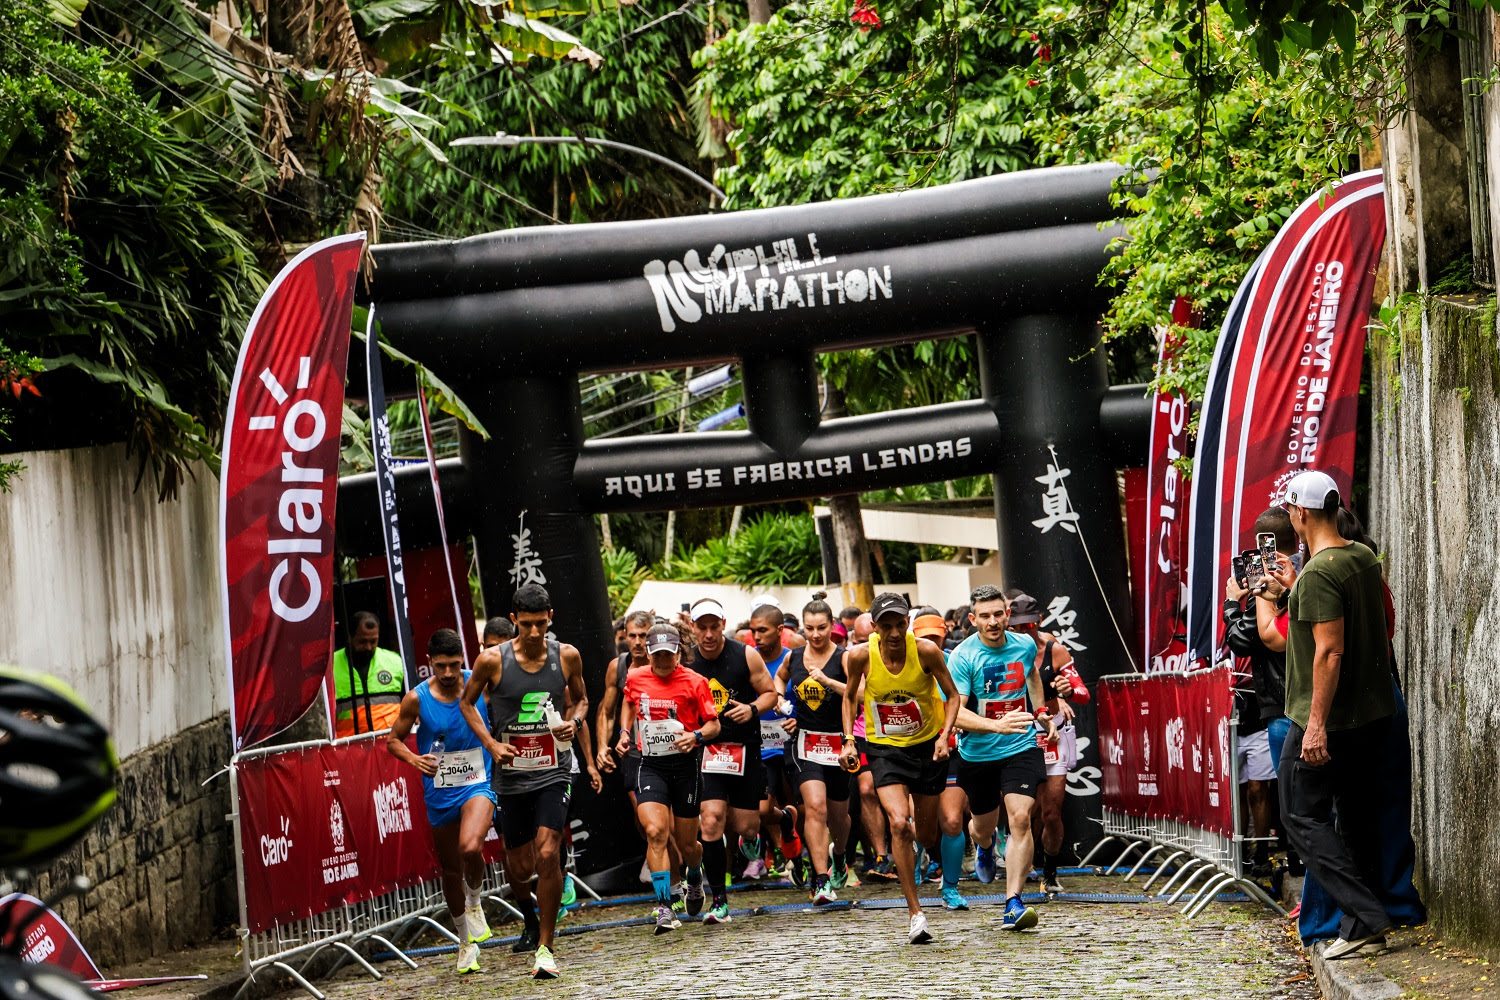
left=1257, top=532, right=1278, bottom=577
left=1246, top=551, right=1264, bottom=581
left=1231, top=554, right=1249, bottom=589
left=680, top=602, right=691, bottom=612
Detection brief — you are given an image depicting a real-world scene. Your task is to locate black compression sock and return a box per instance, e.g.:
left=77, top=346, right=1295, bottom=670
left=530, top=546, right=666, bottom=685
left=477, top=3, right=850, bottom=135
left=701, top=836, right=728, bottom=894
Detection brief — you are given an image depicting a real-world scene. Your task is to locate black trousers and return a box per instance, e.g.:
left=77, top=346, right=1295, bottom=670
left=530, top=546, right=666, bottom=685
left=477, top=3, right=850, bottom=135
left=1279, top=720, right=1392, bottom=940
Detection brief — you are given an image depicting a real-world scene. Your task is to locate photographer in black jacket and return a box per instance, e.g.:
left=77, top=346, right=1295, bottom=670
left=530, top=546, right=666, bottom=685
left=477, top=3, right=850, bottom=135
left=1222, top=507, right=1296, bottom=876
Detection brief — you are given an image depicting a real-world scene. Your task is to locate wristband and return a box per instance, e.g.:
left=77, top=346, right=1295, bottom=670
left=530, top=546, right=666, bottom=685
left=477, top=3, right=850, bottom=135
left=693, top=729, right=706, bottom=746
left=842, top=733, right=855, bottom=742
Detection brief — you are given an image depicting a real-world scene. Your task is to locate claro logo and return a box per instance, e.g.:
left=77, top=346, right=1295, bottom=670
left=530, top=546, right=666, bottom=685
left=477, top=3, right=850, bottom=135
left=260, top=816, right=294, bottom=866
left=245, top=355, right=331, bottom=624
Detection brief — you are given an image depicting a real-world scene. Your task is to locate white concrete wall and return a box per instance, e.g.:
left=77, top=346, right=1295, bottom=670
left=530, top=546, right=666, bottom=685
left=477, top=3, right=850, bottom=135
left=0, top=445, right=226, bottom=759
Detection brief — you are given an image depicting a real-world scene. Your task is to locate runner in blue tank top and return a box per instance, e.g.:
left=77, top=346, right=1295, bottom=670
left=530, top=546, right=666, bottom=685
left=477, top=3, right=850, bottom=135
left=386, top=629, right=497, bottom=975
left=747, top=602, right=804, bottom=883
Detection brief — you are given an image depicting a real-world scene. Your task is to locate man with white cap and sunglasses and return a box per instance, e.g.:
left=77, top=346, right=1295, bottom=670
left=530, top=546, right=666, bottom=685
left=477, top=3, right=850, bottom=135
left=616, top=622, right=722, bottom=935
left=1266, top=469, right=1396, bottom=960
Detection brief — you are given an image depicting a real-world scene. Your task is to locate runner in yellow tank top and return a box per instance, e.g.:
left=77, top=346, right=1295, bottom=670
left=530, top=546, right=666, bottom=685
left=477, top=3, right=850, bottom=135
left=839, top=592, right=961, bottom=945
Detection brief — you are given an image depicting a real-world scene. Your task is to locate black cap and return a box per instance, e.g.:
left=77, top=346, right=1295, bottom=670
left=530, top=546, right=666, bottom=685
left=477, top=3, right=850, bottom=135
left=869, top=592, right=910, bottom=622
left=1008, top=594, right=1041, bottom=625
left=645, top=624, right=681, bottom=654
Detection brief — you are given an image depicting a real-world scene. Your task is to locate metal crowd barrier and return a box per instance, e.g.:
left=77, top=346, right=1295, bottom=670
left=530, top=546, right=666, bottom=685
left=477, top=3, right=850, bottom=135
left=227, top=731, right=603, bottom=1000
left=1078, top=673, right=1285, bottom=921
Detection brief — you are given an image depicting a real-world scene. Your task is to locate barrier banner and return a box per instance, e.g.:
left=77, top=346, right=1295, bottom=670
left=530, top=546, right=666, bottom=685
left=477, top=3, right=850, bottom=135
left=237, top=738, right=442, bottom=934
left=221, top=232, right=367, bottom=751
left=1187, top=171, right=1385, bottom=664
left=365, top=309, right=419, bottom=687
left=0, top=893, right=103, bottom=978
left=1097, top=667, right=1234, bottom=836
left=1143, top=297, right=1195, bottom=671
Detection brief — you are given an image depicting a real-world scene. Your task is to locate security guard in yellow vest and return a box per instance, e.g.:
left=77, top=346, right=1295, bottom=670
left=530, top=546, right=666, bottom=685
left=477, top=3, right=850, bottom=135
left=333, top=611, right=406, bottom=737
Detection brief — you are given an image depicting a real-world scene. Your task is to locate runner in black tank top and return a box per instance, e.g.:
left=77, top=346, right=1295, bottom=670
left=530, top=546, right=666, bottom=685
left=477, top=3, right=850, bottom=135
left=777, top=596, right=855, bottom=902
left=686, top=598, right=777, bottom=924
left=461, top=584, right=589, bottom=980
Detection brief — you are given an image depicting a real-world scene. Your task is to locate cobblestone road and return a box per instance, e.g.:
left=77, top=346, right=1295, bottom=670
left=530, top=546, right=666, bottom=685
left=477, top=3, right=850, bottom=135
left=291, top=875, right=1318, bottom=1000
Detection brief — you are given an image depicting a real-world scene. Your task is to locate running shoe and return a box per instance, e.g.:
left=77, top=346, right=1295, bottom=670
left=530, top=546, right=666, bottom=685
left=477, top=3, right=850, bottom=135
left=925, top=859, right=943, bottom=884
left=1042, top=871, right=1065, bottom=895
left=913, top=844, right=928, bottom=880
left=510, top=922, right=539, bottom=954
left=907, top=911, right=933, bottom=945
left=531, top=945, right=559, bottom=979
left=464, top=903, right=492, bottom=943
left=789, top=854, right=809, bottom=889
left=780, top=806, right=802, bottom=859
left=870, top=856, right=897, bottom=881
left=455, top=941, right=480, bottom=974
left=671, top=890, right=686, bottom=916
left=653, top=904, right=680, bottom=934
left=941, top=887, right=969, bottom=911
left=703, top=900, right=732, bottom=924
left=830, top=852, right=850, bottom=890
left=739, top=835, right=762, bottom=862
left=1000, top=895, right=1038, bottom=931
left=812, top=877, right=837, bottom=906
left=560, top=875, right=578, bottom=907
left=974, top=842, right=997, bottom=884
left=1287, top=903, right=1302, bottom=920
left=684, top=876, right=705, bottom=916
left=743, top=856, right=768, bottom=879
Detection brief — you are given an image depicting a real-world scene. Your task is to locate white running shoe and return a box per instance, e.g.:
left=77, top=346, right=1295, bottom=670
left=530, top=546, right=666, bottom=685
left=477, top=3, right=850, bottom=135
left=455, top=941, right=480, bottom=974
left=532, top=945, right=560, bottom=979
left=464, top=904, right=492, bottom=943
left=907, top=911, right=933, bottom=945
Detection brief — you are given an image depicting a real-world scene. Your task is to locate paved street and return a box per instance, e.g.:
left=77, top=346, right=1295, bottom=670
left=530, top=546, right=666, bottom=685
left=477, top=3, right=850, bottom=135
left=286, top=874, right=1319, bottom=1000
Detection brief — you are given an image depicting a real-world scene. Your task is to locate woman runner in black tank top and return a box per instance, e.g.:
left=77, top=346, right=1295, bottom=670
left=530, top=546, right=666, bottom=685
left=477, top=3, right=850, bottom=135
left=775, top=597, right=855, bottom=899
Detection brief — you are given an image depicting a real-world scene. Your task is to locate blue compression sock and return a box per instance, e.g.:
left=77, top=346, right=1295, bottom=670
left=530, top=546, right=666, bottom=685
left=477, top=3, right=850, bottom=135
left=941, top=833, right=966, bottom=890
left=651, top=869, right=672, bottom=904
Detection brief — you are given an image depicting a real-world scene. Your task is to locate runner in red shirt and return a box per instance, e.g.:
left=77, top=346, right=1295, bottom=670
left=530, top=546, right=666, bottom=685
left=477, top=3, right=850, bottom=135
left=617, top=624, right=722, bottom=935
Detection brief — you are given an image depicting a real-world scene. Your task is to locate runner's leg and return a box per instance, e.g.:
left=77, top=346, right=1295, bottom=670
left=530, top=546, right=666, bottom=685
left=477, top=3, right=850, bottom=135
left=801, top=780, right=832, bottom=877
left=1003, top=792, right=1036, bottom=900
left=532, top=825, right=565, bottom=949
left=430, top=820, right=466, bottom=923
left=858, top=768, right=890, bottom=869
left=876, top=783, right=921, bottom=916
left=938, top=784, right=967, bottom=891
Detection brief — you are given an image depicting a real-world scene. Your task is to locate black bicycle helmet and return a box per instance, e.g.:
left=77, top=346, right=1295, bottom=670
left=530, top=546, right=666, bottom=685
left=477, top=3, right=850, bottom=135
left=0, top=667, right=118, bottom=867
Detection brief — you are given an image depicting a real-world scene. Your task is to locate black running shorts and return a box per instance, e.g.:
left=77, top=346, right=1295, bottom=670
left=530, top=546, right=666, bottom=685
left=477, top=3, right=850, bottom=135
left=700, top=758, right=767, bottom=811
left=635, top=757, right=701, bottom=818
left=865, top=738, right=947, bottom=797
left=619, top=753, right=641, bottom=794
left=496, top=781, right=571, bottom=848
left=956, top=747, right=1045, bottom=816
left=786, top=753, right=852, bottom=802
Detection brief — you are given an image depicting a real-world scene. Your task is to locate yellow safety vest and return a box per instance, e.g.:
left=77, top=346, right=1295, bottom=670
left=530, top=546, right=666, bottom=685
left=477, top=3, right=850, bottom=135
left=332, top=646, right=405, bottom=737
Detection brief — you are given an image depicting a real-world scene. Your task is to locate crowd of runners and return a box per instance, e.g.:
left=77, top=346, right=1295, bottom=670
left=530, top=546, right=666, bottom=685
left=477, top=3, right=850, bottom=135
left=384, top=582, right=1090, bottom=979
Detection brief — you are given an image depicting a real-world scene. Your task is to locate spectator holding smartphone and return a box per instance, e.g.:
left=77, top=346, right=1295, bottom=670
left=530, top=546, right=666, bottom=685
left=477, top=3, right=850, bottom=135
left=1265, top=470, right=1396, bottom=960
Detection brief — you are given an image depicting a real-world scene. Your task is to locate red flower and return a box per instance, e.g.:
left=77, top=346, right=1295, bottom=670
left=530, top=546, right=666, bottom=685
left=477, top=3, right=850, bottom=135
left=1027, top=78, right=1039, bottom=87
left=1039, top=44, right=1052, bottom=61
left=1030, top=32, right=1038, bottom=40
left=851, top=0, right=882, bottom=30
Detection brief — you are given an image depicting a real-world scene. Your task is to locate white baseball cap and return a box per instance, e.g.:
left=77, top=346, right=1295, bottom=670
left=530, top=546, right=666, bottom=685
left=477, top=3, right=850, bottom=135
left=1280, top=470, right=1340, bottom=509
left=690, top=598, right=726, bottom=622
left=749, top=593, right=780, bottom=610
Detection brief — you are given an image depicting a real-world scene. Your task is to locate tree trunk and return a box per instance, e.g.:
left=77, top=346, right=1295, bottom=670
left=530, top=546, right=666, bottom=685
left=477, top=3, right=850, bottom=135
left=599, top=513, right=613, bottom=551
left=663, top=367, right=695, bottom=566
left=748, top=0, right=771, bottom=23
left=823, top=384, right=873, bottom=608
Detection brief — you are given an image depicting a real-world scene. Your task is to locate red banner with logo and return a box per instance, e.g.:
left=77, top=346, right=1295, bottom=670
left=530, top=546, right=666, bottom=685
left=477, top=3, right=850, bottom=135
left=0, top=893, right=103, bottom=979
left=1188, top=172, right=1384, bottom=663
left=1097, top=667, right=1234, bottom=837
left=237, top=735, right=451, bottom=934
left=1144, top=297, right=1196, bottom=671
left=221, top=233, right=367, bottom=751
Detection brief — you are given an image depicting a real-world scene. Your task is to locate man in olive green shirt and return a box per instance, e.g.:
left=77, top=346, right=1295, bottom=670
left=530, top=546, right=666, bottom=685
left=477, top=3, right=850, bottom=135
left=1268, top=470, right=1395, bottom=960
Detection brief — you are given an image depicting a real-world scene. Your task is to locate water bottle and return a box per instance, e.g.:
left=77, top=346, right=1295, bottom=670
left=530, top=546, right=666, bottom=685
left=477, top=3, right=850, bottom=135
left=542, top=699, right=573, bottom=757
left=430, top=732, right=446, bottom=774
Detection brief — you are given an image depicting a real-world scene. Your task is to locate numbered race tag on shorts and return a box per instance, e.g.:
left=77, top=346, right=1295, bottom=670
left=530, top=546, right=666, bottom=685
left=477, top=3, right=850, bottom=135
left=797, top=731, right=842, bottom=766
left=504, top=731, right=557, bottom=769
left=639, top=719, right=685, bottom=756
left=434, top=746, right=487, bottom=788
left=760, top=720, right=789, bottom=749
left=873, top=699, right=922, bottom=738
left=701, top=742, right=747, bottom=775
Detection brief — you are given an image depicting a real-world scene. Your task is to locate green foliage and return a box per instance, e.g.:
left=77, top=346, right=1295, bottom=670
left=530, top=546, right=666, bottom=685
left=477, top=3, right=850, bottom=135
left=696, top=0, right=1041, bottom=209
left=601, top=545, right=650, bottom=617
left=1430, top=254, right=1477, bottom=296
left=662, top=512, right=823, bottom=587
left=0, top=345, right=42, bottom=491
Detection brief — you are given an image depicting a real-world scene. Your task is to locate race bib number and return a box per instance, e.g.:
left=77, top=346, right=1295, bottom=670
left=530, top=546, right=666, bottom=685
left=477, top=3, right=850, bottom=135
left=504, top=731, right=558, bottom=770
left=434, top=746, right=487, bottom=788
left=701, top=742, right=747, bottom=775
left=760, top=720, right=789, bottom=749
left=797, top=731, right=842, bottom=766
left=980, top=698, right=1025, bottom=721
left=873, top=699, right=922, bottom=738
left=639, top=719, right=685, bottom=757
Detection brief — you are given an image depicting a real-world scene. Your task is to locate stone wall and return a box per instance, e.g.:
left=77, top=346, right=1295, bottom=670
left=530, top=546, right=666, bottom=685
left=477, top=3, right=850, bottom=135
left=1369, top=293, right=1500, bottom=958
left=30, top=714, right=238, bottom=970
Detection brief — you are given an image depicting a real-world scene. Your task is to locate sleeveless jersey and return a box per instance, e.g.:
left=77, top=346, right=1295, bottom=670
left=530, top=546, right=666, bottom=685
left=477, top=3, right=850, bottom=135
left=864, top=632, right=944, bottom=746
left=759, top=647, right=791, bottom=759
left=689, top=638, right=761, bottom=749
left=786, top=646, right=846, bottom=735
left=488, top=639, right=573, bottom=792
left=416, top=672, right=492, bottom=813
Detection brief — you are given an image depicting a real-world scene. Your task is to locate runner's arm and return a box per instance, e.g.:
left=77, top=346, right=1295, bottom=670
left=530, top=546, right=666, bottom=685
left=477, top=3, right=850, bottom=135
left=461, top=649, right=512, bottom=763
left=617, top=694, right=637, bottom=755
left=774, top=657, right=791, bottom=697
left=839, top=646, right=868, bottom=766
left=594, top=659, right=621, bottom=770
left=1054, top=643, right=1089, bottom=704
left=559, top=644, right=590, bottom=736
left=1025, top=660, right=1060, bottom=743
left=918, top=639, right=962, bottom=742
left=1255, top=593, right=1288, bottom=652
left=385, top=690, right=436, bottom=775
left=745, top=647, right=778, bottom=714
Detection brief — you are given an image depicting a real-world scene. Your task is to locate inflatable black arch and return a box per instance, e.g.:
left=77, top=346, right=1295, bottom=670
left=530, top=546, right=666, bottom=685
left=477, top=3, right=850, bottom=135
left=340, top=162, right=1154, bottom=871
